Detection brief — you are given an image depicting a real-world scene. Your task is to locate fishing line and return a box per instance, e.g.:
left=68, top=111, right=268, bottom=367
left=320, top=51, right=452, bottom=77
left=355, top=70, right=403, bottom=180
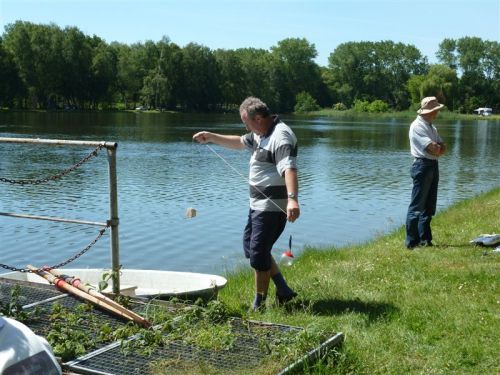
left=185, top=139, right=198, bottom=219
left=203, top=143, right=295, bottom=263
left=204, top=144, right=287, bottom=215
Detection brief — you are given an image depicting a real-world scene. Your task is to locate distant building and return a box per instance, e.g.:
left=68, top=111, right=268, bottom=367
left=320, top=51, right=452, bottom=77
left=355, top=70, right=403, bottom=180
left=473, top=107, right=493, bottom=116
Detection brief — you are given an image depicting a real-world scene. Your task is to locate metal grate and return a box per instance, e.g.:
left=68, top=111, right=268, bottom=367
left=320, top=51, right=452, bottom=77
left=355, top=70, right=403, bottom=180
left=0, top=278, right=65, bottom=306
left=0, top=278, right=343, bottom=374
left=67, top=319, right=302, bottom=375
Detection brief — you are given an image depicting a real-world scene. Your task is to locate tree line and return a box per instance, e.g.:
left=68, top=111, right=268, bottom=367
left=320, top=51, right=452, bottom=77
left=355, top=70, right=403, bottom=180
left=0, top=21, right=498, bottom=113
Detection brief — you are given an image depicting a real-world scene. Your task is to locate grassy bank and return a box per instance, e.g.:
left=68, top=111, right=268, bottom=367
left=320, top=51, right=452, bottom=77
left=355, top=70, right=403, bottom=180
left=309, top=108, right=500, bottom=122
left=220, top=188, right=500, bottom=374
left=2, top=107, right=499, bottom=122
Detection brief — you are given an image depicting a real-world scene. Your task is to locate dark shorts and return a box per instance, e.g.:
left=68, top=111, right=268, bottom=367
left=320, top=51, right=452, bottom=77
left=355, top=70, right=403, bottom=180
left=243, top=209, right=287, bottom=271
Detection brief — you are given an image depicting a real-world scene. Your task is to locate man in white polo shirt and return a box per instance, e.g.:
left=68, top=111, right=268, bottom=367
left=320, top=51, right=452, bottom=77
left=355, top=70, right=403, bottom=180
left=0, top=316, right=62, bottom=374
left=405, top=96, right=447, bottom=249
left=193, top=97, right=299, bottom=311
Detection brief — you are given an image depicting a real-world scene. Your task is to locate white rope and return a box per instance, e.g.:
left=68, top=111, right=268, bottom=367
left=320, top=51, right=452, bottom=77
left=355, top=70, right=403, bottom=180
left=204, top=144, right=287, bottom=215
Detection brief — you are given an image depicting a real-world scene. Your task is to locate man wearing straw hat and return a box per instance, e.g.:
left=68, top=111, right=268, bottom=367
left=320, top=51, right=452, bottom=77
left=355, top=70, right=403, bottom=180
left=193, top=96, right=299, bottom=311
left=406, top=96, right=447, bottom=249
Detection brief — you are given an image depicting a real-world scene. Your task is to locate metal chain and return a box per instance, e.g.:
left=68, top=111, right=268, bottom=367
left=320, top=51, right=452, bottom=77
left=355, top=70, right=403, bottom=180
left=0, top=223, right=110, bottom=273
left=0, top=144, right=104, bottom=185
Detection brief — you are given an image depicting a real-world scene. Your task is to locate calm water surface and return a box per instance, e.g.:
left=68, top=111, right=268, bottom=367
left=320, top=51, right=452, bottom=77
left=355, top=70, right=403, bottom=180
left=0, top=112, right=499, bottom=274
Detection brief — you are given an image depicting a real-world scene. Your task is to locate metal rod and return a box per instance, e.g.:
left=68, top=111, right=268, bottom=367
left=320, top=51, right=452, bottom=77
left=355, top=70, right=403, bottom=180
left=0, top=212, right=107, bottom=227
left=22, top=294, right=69, bottom=310
left=107, top=147, right=120, bottom=294
left=0, top=136, right=120, bottom=293
left=277, top=332, right=344, bottom=374
left=0, top=137, right=117, bottom=149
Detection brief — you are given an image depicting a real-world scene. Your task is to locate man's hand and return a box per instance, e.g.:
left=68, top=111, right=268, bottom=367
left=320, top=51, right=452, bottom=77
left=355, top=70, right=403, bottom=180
left=284, top=169, right=300, bottom=222
left=193, top=131, right=213, bottom=144
left=437, top=142, right=446, bottom=156
left=287, top=199, right=300, bottom=223
left=426, top=142, right=443, bottom=156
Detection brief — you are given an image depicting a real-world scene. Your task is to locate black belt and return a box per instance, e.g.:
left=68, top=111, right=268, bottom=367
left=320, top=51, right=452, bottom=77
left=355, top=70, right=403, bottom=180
left=414, top=157, right=437, bottom=162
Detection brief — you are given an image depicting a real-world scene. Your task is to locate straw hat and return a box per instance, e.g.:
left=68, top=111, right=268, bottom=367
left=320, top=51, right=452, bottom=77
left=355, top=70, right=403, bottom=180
left=417, top=96, right=444, bottom=114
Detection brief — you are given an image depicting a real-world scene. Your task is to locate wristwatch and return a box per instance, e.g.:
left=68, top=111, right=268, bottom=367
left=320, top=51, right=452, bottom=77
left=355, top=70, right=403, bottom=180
left=287, top=192, right=298, bottom=200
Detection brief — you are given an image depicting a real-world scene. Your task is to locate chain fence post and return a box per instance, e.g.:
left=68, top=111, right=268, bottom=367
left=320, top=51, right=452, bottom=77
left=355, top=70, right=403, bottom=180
left=107, top=145, right=120, bottom=295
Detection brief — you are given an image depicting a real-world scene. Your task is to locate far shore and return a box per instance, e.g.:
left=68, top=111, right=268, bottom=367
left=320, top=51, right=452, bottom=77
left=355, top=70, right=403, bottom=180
left=1, top=107, right=499, bottom=121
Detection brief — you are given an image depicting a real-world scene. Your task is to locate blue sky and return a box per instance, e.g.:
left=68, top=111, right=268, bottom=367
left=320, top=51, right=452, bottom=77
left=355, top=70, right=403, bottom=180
left=1, top=0, right=498, bottom=67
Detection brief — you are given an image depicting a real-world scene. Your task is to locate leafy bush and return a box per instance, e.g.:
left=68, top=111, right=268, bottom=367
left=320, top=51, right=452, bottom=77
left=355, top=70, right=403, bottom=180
left=294, top=91, right=320, bottom=113
left=332, top=102, right=347, bottom=111
left=351, top=99, right=370, bottom=112
left=368, top=99, right=390, bottom=113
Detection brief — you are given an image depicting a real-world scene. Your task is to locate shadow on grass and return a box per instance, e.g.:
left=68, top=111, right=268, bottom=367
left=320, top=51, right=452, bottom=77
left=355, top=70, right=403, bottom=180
left=301, top=298, right=398, bottom=323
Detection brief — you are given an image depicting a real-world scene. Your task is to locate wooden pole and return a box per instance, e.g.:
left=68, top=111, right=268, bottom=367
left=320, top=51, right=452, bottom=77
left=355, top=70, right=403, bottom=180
left=46, top=268, right=150, bottom=328
left=27, top=266, right=149, bottom=327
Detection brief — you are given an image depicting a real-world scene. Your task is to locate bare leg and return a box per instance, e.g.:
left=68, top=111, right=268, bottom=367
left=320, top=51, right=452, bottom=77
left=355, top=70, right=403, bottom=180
left=270, top=257, right=280, bottom=277
left=256, top=257, right=280, bottom=294
left=255, top=269, right=271, bottom=295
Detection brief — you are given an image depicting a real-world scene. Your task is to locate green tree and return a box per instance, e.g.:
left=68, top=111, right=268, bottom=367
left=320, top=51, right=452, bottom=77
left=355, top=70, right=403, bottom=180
left=420, top=65, right=458, bottom=109
left=294, top=91, right=320, bottom=113
left=2, top=21, right=37, bottom=107
left=436, top=38, right=458, bottom=69
left=157, top=38, right=183, bottom=110
left=88, top=38, right=117, bottom=108
left=112, top=43, right=142, bottom=109
left=327, top=41, right=427, bottom=109
left=214, top=49, right=247, bottom=109
left=179, top=43, right=221, bottom=111
left=235, top=48, right=276, bottom=108
left=2, top=21, right=66, bottom=108
left=0, top=37, right=24, bottom=107
left=112, top=41, right=159, bottom=109
left=271, top=38, right=325, bottom=111
left=437, top=37, right=500, bottom=111
left=406, top=74, right=425, bottom=106
left=58, top=26, right=95, bottom=108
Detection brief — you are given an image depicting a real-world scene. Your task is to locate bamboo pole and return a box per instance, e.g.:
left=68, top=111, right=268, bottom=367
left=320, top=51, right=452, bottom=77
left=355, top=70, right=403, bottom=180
left=46, top=268, right=150, bottom=328
left=27, top=266, right=149, bottom=328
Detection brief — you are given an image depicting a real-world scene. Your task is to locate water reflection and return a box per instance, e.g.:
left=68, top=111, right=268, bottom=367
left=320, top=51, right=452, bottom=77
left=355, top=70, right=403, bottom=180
left=0, top=112, right=498, bottom=274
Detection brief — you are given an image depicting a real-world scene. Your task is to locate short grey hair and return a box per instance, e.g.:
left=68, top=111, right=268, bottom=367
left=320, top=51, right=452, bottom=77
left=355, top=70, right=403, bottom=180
left=239, top=97, right=271, bottom=119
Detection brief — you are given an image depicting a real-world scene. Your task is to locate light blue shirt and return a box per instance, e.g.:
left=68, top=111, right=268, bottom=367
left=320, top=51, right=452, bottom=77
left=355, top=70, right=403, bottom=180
left=409, top=115, right=443, bottom=160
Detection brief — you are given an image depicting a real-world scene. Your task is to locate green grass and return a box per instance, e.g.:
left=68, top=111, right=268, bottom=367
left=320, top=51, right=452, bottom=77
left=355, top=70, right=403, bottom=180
left=219, top=188, right=500, bottom=374
left=308, top=109, right=500, bottom=121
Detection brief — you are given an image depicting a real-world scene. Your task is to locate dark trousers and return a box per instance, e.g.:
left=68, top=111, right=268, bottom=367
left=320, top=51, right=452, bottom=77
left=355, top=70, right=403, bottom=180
left=405, top=158, right=439, bottom=248
left=243, top=210, right=287, bottom=271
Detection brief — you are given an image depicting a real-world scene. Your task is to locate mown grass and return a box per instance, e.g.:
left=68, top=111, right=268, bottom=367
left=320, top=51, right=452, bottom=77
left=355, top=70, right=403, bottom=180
left=219, top=188, right=500, bottom=374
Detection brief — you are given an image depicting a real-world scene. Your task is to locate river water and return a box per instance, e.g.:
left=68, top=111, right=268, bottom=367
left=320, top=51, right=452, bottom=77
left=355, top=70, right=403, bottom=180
left=0, top=112, right=498, bottom=274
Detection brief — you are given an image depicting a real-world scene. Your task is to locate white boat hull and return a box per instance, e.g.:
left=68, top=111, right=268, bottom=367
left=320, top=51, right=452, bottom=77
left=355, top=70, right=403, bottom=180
left=0, top=268, right=227, bottom=300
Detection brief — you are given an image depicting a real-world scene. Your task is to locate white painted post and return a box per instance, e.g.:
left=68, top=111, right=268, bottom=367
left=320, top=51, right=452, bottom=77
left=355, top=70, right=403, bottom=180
left=107, top=146, right=120, bottom=294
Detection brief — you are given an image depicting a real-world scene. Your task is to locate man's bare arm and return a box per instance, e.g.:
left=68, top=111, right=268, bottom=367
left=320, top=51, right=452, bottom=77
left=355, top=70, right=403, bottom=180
left=193, top=131, right=245, bottom=150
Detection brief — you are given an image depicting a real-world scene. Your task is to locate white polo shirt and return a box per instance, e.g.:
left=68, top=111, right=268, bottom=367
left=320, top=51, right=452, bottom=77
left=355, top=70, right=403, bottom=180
left=0, top=316, right=62, bottom=375
left=240, top=116, right=298, bottom=212
left=409, top=115, right=443, bottom=160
